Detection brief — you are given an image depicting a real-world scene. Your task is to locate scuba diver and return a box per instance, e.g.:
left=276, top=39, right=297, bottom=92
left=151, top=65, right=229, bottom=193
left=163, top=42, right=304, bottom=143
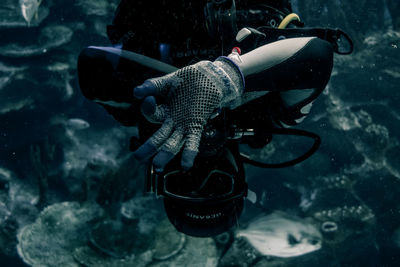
left=78, top=0, right=353, bottom=239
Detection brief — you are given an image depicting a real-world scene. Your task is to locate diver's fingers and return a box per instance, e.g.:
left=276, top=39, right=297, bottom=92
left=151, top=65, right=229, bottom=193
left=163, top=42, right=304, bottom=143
left=181, top=131, right=202, bottom=170
left=141, top=96, right=169, bottom=124
left=152, top=129, right=184, bottom=172
left=133, top=119, right=174, bottom=161
left=134, top=73, right=174, bottom=99
left=134, top=80, right=160, bottom=99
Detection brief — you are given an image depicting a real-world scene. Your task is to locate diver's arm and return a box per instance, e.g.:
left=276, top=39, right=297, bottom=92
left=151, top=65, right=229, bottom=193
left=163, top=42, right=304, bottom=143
left=223, top=36, right=334, bottom=126
left=131, top=36, right=334, bottom=169
left=235, top=37, right=333, bottom=92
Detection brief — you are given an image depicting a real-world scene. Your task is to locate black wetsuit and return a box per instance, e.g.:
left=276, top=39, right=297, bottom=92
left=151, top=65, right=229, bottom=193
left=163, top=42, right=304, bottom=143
left=78, top=0, right=333, bottom=146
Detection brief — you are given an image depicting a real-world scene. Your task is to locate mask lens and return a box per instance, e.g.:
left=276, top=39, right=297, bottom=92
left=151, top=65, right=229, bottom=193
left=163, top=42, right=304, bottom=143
left=164, top=170, right=234, bottom=199
left=198, top=170, right=234, bottom=196
left=164, top=171, right=196, bottom=197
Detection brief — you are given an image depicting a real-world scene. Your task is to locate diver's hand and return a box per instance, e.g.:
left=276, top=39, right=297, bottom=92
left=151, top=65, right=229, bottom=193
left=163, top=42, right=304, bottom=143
left=133, top=58, right=244, bottom=171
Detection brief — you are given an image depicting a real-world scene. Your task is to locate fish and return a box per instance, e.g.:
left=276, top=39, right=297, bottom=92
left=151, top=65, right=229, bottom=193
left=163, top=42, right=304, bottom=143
left=51, top=116, right=90, bottom=130
left=236, top=211, right=322, bottom=258
left=19, top=0, right=42, bottom=26
left=66, top=118, right=90, bottom=130
left=0, top=167, right=12, bottom=182
left=0, top=98, right=34, bottom=114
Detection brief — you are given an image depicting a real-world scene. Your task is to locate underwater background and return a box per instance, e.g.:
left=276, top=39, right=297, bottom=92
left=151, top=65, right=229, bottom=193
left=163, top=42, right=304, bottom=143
left=0, top=0, right=399, bottom=266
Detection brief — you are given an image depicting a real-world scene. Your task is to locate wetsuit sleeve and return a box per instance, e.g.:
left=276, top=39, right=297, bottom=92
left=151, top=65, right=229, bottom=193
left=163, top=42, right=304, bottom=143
left=229, top=36, right=334, bottom=126
left=236, top=37, right=333, bottom=93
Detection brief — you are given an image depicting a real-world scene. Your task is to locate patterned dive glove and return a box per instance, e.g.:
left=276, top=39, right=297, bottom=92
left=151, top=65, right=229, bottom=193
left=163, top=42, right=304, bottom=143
left=133, top=58, right=244, bottom=172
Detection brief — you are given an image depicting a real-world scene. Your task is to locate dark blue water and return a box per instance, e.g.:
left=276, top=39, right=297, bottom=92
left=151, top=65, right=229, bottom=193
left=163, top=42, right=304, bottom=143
left=1, top=0, right=399, bottom=266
